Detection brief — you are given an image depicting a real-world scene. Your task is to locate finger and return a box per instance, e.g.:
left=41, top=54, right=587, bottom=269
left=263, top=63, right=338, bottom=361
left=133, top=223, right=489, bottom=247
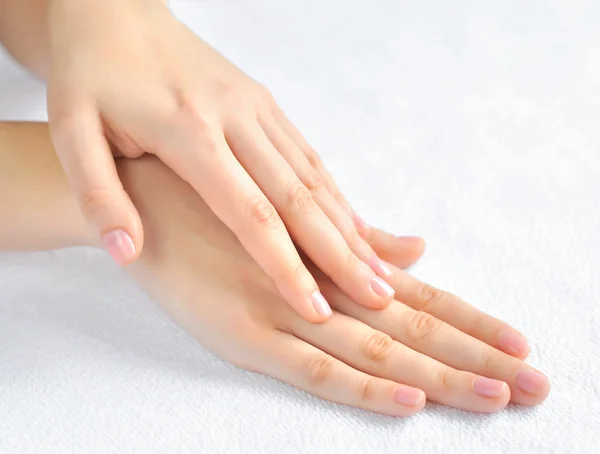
left=270, top=107, right=426, bottom=271
left=257, top=330, right=425, bottom=416
left=289, top=309, right=510, bottom=413
left=259, top=113, right=394, bottom=277
left=362, top=225, right=426, bottom=270
left=327, top=287, right=551, bottom=406
left=382, top=266, right=531, bottom=360
left=159, top=129, right=330, bottom=323
left=270, top=104, right=353, bottom=210
left=226, top=120, right=395, bottom=310
left=48, top=98, right=143, bottom=265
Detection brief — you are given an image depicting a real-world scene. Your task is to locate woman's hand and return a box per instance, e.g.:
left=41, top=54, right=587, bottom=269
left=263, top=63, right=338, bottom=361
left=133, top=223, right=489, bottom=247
left=45, top=0, right=396, bottom=323
left=121, top=156, right=550, bottom=416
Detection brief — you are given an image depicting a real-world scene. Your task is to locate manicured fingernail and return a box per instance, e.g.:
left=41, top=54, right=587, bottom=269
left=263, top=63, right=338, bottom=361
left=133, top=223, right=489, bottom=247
left=368, top=256, right=393, bottom=277
left=498, top=330, right=530, bottom=357
left=473, top=377, right=507, bottom=398
left=311, top=291, right=332, bottom=317
left=370, top=276, right=395, bottom=298
left=394, top=386, right=424, bottom=406
left=516, top=370, right=549, bottom=394
left=102, top=229, right=135, bottom=265
left=352, top=214, right=369, bottom=230
left=397, top=236, right=423, bottom=244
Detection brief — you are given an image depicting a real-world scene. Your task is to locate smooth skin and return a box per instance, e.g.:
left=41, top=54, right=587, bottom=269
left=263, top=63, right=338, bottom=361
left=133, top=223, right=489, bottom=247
left=0, top=0, right=398, bottom=322
left=0, top=122, right=551, bottom=415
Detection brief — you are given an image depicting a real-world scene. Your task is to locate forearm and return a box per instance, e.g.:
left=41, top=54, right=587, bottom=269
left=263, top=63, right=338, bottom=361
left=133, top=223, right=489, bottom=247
left=0, top=0, right=51, bottom=77
left=0, top=122, right=93, bottom=250
left=0, top=0, right=169, bottom=79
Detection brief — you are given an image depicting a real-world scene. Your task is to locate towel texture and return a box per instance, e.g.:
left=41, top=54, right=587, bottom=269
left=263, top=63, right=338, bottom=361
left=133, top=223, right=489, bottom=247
left=1, top=1, right=598, bottom=452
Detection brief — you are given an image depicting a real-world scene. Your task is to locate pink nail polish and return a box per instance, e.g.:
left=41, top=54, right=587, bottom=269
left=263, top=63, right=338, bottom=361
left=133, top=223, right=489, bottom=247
left=370, top=276, right=395, bottom=298
left=311, top=291, right=332, bottom=317
left=473, top=377, right=507, bottom=398
left=516, top=370, right=549, bottom=394
left=368, top=256, right=393, bottom=278
left=498, top=330, right=530, bottom=357
left=102, top=229, right=135, bottom=265
left=393, top=386, right=424, bottom=406
left=352, top=214, right=369, bottom=231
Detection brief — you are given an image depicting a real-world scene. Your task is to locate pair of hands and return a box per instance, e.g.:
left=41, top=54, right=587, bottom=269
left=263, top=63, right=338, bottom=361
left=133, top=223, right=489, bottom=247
left=117, top=156, right=550, bottom=415
left=42, top=0, right=551, bottom=414
left=47, top=0, right=395, bottom=322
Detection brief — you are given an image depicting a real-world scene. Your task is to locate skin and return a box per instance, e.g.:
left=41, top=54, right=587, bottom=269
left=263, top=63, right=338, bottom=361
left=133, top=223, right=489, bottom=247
left=0, top=0, right=402, bottom=322
left=0, top=122, right=551, bottom=415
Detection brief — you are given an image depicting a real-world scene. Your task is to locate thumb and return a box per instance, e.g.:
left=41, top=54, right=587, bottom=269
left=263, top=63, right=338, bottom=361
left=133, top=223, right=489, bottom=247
left=49, top=103, right=144, bottom=265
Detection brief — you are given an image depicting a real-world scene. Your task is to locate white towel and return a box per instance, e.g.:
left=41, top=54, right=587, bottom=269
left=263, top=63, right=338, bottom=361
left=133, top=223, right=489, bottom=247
left=1, top=1, right=598, bottom=452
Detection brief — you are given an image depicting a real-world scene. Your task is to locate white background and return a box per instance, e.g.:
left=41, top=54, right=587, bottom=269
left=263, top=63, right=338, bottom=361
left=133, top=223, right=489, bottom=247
left=1, top=1, right=599, bottom=452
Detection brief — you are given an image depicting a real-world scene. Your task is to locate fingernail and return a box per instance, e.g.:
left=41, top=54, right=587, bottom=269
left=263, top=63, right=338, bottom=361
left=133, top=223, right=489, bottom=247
left=368, top=256, right=393, bottom=277
left=352, top=214, right=369, bottom=230
left=370, top=276, right=395, bottom=298
left=498, top=330, right=530, bottom=357
left=311, top=291, right=332, bottom=317
left=102, top=229, right=135, bottom=265
left=516, top=370, right=549, bottom=394
left=394, top=386, right=424, bottom=406
left=473, top=377, right=507, bottom=398
left=397, top=236, right=423, bottom=244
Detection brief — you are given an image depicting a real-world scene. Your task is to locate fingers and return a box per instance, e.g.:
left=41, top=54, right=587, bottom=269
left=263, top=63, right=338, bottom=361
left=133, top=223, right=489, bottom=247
left=383, top=267, right=531, bottom=360
left=270, top=104, right=351, bottom=208
left=159, top=131, right=331, bottom=323
left=289, top=310, right=510, bottom=413
left=258, top=330, right=425, bottom=416
left=225, top=120, right=394, bottom=310
left=327, top=288, right=551, bottom=406
left=258, top=114, right=401, bottom=275
left=48, top=98, right=143, bottom=265
left=362, top=225, right=426, bottom=270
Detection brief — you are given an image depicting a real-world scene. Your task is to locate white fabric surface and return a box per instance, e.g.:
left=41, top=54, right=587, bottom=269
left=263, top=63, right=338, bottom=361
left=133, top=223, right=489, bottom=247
left=1, top=1, right=598, bottom=452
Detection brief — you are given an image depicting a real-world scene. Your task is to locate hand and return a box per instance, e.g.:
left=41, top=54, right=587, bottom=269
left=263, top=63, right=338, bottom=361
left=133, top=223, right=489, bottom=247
left=121, top=156, right=550, bottom=416
left=46, top=0, right=396, bottom=323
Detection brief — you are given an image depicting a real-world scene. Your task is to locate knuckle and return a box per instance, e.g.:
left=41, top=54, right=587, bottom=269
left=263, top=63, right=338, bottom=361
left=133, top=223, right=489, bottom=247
left=434, top=368, right=451, bottom=390
left=254, top=82, right=275, bottom=104
left=406, top=311, right=440, bottom=342
left=357, top=377, right=377, bottom=402
left=331, top=190, right=346, bottom=206
left=303, top=146, right=322, bottom=168
left=79, top=186, right=120, bottom=221
left=173, top=92, right=215, bottom=135
left=302, top=169, right=324, bottom=194
left=470, top=310, right=489, bottom=334
left=247, top=197, right=281, bottom=229
left=361, top=332, right=395, bottom=363
left=215, top=81, right=248, bottom=109
left=286, top=183, right=318, bottom=214
left=343, top=249, right=360, bottom=270
left=480, top=353, right=496, bottom=377
left=415, top=283, right=444, bottom=312
left=303, top=354, right=334, bottom=386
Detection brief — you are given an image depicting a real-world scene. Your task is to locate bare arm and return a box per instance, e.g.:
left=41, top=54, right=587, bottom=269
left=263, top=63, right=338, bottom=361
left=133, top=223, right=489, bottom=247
left=0, top=0, right=52, bottom=77
left=0, top=0, right=167, bottom=78
left=0, top=122, right=93, bottom=249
